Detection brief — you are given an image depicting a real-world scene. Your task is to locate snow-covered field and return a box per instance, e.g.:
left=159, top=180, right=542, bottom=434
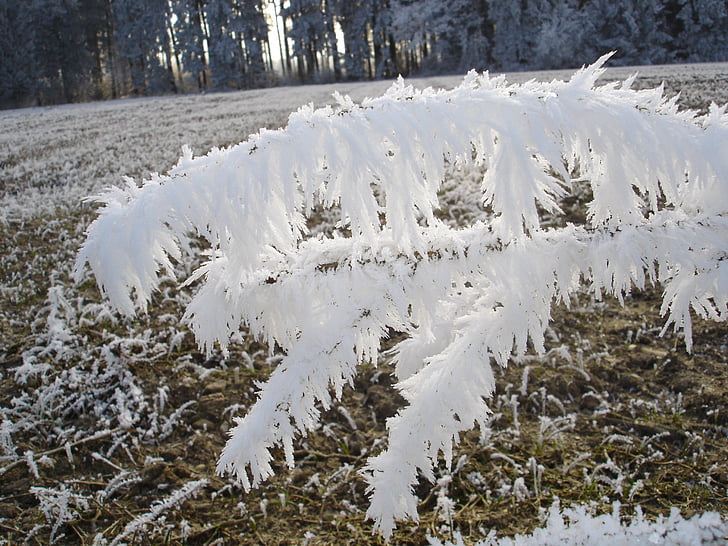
left=3, top=62, right=727, bottom=222
left=1, top=62, right=727, bottom=544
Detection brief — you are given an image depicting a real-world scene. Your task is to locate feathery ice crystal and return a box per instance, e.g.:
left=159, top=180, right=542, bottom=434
left=75, top=53, right=728, bottom=538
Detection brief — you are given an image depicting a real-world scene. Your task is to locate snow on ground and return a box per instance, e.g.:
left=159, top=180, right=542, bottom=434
left=430, top=500, right=728, bottom=545
left=0, top=76, right=446, bottom=222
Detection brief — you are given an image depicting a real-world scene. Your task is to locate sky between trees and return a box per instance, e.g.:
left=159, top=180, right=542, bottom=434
left=1, top=0, right=727, bottom=109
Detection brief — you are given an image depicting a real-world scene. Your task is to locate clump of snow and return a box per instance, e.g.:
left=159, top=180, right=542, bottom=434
left=428, top=500, right=728, bottom=546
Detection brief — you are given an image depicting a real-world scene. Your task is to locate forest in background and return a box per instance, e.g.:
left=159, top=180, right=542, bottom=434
left=1, top=0, right=727, bottom=109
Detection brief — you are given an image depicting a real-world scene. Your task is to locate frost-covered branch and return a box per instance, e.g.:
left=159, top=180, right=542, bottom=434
left=75, top=53, right=728, bottom=538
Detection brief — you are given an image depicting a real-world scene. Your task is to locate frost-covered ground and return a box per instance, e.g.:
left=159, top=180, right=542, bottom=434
left=1, top=62, right=727, bottom=544
left=3, top=62, right=726, bottom=221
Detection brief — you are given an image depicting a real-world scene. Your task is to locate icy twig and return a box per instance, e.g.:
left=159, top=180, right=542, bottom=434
left=108, top=479, right=208, bottom=546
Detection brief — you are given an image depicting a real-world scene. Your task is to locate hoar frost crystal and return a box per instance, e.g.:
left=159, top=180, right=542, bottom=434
left=76, top=54, right=728, bottom=538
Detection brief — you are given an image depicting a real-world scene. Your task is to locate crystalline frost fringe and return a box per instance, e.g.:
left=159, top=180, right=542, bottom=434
left=76, top=53, right=728, bottom=539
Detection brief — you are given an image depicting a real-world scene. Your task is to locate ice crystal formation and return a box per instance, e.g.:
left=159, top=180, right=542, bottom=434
left=76, top=54, right=728, bottom=538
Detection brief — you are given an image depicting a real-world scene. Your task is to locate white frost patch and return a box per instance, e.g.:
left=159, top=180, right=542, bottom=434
left=428, top=500, right=728, bottom=545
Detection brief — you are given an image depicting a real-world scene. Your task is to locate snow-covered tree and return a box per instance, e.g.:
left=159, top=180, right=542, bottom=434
left=77, top=55, right=728, bottom=539
left=113, top=0, right=175, bottom=95
left=171, top=0, right=210, bottom=90
left=204, top=0, right=243, bottom=89
left=22, top=0, right=93, bottom=103
left=283, top=0, right=339, bottom=80
left=675, top=0, right=728, bottom=62
left=330, top=0, right=373, bottom=80
left=525, top=0, right=588, bottom=69
left=389, top=0, right=490, bottom=74
left=580, top=0, right=673, bottom=66
left=452, top=0, right=491, bottom=72
left=485, top=0, right=523, bottom=69
left=369, top=0, right=398, bottom=78
left=0, top=1, right=37, bottom=107
left=9, top=0, right=111, bottom=103
left=203, top=0, right=270, bottom=89
left=235, top=0, right=270, bottom=86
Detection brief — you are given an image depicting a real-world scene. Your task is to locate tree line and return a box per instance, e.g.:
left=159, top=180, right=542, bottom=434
left=1, top=0, right=727, bottom=109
